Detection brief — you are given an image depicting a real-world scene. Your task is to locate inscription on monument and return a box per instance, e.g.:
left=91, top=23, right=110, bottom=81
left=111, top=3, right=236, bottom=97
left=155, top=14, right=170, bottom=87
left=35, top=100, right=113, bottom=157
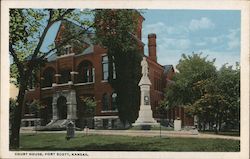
left=144, top=96, right=149, bottom=105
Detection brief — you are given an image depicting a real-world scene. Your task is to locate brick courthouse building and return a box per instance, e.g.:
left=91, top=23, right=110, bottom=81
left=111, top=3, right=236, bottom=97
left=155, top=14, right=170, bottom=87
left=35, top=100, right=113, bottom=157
left=23, top=14, right=194, bottom=129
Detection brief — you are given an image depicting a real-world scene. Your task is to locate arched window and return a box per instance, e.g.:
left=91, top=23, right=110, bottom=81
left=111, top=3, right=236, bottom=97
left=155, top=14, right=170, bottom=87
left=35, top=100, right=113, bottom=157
left=102, top=93, right=109, bottom=111
left=43, top=67, right=55, bottom=87
left=77, top=61, right=93, bottom=83
left=111, top=92, right=117, bottom=110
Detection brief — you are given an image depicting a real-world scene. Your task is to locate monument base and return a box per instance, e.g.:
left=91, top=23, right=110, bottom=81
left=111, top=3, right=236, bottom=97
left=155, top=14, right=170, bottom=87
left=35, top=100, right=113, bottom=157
left=133, top=105, right=159, bottom=129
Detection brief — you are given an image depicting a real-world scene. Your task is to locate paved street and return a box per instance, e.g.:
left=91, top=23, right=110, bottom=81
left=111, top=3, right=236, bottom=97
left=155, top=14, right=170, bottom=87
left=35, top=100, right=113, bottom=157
left=20, top=127, right=240, bottom=140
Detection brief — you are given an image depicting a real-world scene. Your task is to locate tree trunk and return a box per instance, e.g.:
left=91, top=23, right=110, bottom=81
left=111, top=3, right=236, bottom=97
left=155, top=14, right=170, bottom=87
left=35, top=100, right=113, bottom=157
left=215, top=119, right=219, bottom=134
left=218, top=117, right=222, bottom=132
left=10, top=83, right=27, bottom=149
left=215, top=102, right=220, bottom=134
left=203, top=122, right=206, bottom=131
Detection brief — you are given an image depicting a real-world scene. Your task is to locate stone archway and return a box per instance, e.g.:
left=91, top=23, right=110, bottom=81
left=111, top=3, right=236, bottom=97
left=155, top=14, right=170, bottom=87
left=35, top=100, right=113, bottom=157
left=57, top=96, right=67, bottom=119
left=51, top=90, right=77, bottom=121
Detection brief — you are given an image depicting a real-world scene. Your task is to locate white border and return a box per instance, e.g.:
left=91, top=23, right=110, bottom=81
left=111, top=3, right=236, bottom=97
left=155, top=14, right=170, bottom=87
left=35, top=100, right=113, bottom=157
left=1, top=0, right=249, bottom=159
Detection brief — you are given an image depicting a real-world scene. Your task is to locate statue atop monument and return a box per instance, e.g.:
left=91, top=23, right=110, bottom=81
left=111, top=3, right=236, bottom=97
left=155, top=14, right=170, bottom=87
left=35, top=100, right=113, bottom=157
left=141, top=57, right=148, bottom=77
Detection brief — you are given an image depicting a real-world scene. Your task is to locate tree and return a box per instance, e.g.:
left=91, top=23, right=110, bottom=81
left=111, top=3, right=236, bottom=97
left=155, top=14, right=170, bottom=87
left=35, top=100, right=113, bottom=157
left=9, top=98, right=17, bottom=128
left=215, top=64, right=240, bottom=130
left=157, top=99, right=170, bottom=118
left=165, top=53, right=217, bottom=107
left=191, top=64, right=240, bottom=133
left=82, top=97, right=96, bottom=117
left=9, top=9, right=93, bottom=148
left=77, top=97, right=96, bottom=128
left=94, top=9, right=142, bottom=125
left=163, top=53, right=240, bottom=133
left=192, top=78, right=228, bottom=132
left=162, top=53, right=216, bottom=128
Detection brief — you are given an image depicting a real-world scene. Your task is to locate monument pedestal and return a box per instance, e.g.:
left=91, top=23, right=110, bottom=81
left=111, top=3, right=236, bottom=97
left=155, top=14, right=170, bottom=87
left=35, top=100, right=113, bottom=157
left=133, top=105, right=159, bottom=127
left=133, top=57, right=158, bottom=128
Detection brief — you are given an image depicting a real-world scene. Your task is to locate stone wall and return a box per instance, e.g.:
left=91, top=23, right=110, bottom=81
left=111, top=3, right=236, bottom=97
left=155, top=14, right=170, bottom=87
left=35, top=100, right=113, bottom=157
left=94, top=116, right=124, bottom=129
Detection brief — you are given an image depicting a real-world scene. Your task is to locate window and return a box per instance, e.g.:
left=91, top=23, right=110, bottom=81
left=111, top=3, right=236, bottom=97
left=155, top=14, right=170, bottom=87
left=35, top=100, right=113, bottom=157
left=31, top=121, right=34, bottom=126
left=154, top=78, right=157, bottom=90
left=102, top=93, right=110, bottom=111
left=157, top=79, right=159, bottom=91
left=154, top=78, right=162, bottom=91
left=83, top=66, right=89, bottom=82
left=43, top=67, right=55, bottom=87
left=59, top=69, right=71, bottom=84
left=102, top=56, right=109, bottom=80
left=102, top=55, right=116, bottom=80
left=111, top=92, right=117, bottom=110
left=113, top=62, right=116, bottom=79
left=28, top=70, right=36, bottom=89
left=64, top=45, right=72, bottom=54
left=24, top=103, right=30, bottom=114
left=77, top=61, right=93, bottom=83
left=103, top=119, right=108, bottom=129
left=158, top=79, right=161, bottom=91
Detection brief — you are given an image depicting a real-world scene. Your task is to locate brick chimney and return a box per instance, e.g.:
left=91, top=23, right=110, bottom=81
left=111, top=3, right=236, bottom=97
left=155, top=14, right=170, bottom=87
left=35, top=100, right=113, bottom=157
left=148, top=33, right=157, bottom=62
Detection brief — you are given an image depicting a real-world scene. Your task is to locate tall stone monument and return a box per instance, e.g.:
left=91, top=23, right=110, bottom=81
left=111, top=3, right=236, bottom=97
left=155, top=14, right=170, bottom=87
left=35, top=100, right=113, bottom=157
left=133, top=57, right=158, bottom=128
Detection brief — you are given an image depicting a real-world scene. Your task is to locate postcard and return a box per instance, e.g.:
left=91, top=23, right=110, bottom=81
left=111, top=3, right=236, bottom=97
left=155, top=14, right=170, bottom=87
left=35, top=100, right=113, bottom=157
left=1, top=0, right=249, bottom=159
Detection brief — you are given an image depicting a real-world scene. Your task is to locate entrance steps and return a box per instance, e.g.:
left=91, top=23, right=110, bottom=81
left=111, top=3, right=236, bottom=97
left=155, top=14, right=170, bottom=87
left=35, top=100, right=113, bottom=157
left=168, top=122, right=174, bottom=128
left=35, top=119, right=68, bottom=131
left=47, top=119, right=68, bottom=128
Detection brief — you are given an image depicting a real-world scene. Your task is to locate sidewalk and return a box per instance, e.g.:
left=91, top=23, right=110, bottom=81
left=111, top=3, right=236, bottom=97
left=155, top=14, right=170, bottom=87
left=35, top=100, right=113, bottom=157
left=20, top=127, right=240, bottom=140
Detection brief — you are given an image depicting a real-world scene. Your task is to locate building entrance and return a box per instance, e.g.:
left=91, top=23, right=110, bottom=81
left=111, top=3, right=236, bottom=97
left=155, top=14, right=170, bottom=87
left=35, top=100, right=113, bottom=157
left=57, top=96, right=67, bottom=119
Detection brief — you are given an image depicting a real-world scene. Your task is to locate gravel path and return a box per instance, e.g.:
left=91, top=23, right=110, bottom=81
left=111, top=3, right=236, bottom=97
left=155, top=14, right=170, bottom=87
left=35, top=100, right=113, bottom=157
left=20, top=127, right=240, bottom=140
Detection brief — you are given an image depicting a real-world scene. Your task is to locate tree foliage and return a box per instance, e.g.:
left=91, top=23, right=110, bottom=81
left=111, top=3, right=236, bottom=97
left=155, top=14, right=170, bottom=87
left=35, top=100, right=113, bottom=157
left=163, top=53, right=240, bottom=132
left=82, top=97, right=97, bottom=117
left=94, top=9, right=142, bottom=125
left=166, top=53, right=217, bottom=107
left=156, top=99, right=170, bottom=118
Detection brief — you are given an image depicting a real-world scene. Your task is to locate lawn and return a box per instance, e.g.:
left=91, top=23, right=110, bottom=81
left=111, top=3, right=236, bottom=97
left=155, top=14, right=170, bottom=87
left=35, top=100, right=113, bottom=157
left=15, top=133, right=240, bottom=151
left=200, top=131, right=240, bottom=136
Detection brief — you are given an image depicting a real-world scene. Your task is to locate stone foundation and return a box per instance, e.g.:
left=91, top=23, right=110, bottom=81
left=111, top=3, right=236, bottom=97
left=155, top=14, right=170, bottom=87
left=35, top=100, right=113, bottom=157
left=21, top=118, right=42, bottom=127
left=94, top=116, right=123, bottom=129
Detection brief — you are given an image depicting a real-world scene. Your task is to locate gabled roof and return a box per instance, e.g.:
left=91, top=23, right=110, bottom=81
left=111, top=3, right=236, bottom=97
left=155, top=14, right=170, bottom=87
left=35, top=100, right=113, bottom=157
left=55, top=20, right=92, bottom=42
left=46, top=20, right=94, bottom=61
left=163, top=65, right=174, bottom=74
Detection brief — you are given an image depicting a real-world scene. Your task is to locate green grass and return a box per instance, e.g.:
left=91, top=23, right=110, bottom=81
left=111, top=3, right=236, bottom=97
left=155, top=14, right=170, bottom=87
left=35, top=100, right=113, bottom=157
left=15, top=133, right=240, bottom=151
left=200, top=131, right=240, bottom=136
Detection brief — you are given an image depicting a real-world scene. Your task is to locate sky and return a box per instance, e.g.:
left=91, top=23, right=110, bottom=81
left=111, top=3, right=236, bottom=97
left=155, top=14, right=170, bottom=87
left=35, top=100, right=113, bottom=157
left=41, top=9, right=241, bottom=69
left=141, top=10, right=240, bottom=68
